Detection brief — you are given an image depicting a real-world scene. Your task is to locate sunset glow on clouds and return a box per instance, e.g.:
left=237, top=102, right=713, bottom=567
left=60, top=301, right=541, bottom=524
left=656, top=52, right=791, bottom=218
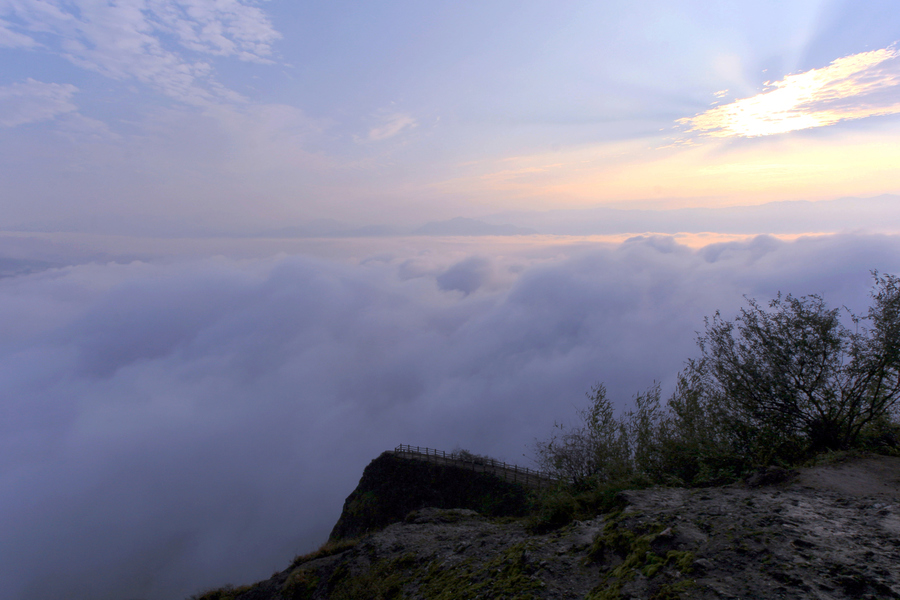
left=434, top=124, right=900, bottom=212
left=680, top=46, right=900, bottom=138
left=424, top=42, right=900, bottom=212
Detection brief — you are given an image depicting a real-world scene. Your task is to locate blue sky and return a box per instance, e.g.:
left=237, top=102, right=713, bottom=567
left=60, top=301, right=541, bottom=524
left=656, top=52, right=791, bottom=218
left=2, top=0, right=900, bottom=233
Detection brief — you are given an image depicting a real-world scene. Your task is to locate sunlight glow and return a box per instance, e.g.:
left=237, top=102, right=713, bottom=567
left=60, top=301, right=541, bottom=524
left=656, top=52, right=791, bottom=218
left=680, top=46, right=900, bottom=137
left=438, top=125, right=900, bottom=210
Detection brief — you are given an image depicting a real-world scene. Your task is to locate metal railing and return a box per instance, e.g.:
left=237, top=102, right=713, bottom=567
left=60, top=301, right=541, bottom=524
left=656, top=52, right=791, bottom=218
left=392, top=444, right=560, bottom=489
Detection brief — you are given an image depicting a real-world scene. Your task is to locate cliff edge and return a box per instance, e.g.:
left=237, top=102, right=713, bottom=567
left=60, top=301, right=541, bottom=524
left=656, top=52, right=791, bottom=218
left=192, top=453, right=900, bottom=600
left=329, top=451, right=531, bottom=541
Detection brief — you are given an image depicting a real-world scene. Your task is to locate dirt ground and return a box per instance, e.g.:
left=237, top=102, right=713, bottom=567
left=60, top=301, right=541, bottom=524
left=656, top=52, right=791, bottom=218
left=796, top=454, right=900, bottom=498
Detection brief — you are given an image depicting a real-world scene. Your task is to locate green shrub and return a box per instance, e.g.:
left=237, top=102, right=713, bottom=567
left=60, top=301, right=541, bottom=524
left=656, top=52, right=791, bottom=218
left=857, top=414, right=900, bottom=455
left=525, top=487, right=578, bottom=533
left=189, top=584, right=251, bottom=600
left=282, top=569, right=319, bottom=600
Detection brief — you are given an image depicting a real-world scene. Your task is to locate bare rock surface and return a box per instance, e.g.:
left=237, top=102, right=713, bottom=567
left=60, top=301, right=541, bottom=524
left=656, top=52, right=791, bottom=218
left=196, top=455, right=900, bottom=600
left=796, top=455, right=900, bottom=497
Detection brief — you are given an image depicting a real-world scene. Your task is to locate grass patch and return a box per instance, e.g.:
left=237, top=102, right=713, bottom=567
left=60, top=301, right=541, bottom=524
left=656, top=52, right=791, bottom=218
left=281, top=568, right=319, bottom=600
left=585, top=513, right=695, bottom=600
left=419, top=542, right=544, bottom=600
left=290, top=538, right=360, bottom=569
left=327, top=554, right=418, bottom=600
left=189, top=584, right=252, bottom=600
left=526, top=479, right=636, bottom=533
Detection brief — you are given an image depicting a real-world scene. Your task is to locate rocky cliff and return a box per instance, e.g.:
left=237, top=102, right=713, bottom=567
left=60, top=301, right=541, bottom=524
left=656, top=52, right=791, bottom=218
left=192, top=453, right=900, bottom=600
left=328, top=451, right=531, bottom=541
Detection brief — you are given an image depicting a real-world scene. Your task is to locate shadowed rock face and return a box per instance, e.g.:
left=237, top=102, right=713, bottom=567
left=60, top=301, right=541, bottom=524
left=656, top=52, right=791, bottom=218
left=191, top=455, right=900, bottom=600
left=328, top=452, right=531, bottom=541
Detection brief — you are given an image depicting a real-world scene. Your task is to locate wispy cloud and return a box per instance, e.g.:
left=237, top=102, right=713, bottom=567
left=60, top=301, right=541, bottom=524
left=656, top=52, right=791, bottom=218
left=680, top=46, right=900, bottom=137
left=367, top=112, right=417, bottom=141
left=0, top=79, right=78, bottom=127
left=0, top=0, right=280, bottom=105
left=146, top=0, right=281, bottom=62
left=0, top=17, right=36, bottom=47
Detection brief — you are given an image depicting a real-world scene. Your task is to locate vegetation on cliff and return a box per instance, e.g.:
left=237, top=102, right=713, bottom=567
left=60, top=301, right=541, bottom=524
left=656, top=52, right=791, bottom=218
left=535, top=272, right=900, bottom=487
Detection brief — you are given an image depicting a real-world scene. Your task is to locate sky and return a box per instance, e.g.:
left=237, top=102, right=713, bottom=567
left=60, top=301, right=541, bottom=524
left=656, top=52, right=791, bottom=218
left=3, top=2, right=900, bottom=599
left=1, top=0, right=900, bottom=232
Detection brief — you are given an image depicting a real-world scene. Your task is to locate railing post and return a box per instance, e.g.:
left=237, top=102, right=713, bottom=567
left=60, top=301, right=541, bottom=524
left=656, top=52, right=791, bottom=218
left=393, top=444, right=560, bottom=489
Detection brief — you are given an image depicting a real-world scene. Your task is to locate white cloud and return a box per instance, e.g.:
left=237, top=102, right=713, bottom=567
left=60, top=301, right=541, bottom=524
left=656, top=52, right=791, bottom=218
left=680, top=45, right=900, bottom=137
left=0, top=79, right=78, bottom=127
left=146, top=0, right=280, bottom=62
left=0, top=0, right=280, bottom=104
left=2, top=234, right=900, bottom=599
left=367, top=112, right=418, bottom=141
left=0, top=17, right=36, bottom=47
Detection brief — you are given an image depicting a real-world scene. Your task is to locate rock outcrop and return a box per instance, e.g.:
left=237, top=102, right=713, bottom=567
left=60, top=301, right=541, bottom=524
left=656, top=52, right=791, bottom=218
left=192, top=454, right=900, bottom=600
left=329, top=452, right=531, bottom=541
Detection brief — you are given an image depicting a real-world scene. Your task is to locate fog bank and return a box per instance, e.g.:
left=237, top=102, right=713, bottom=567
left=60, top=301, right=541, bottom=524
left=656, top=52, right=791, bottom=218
left=2, top=233, right=899, bottom=599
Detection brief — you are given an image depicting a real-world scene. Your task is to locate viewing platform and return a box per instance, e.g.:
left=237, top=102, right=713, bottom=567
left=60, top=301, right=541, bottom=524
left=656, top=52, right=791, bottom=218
left=391, top=444, right=560, bottom=489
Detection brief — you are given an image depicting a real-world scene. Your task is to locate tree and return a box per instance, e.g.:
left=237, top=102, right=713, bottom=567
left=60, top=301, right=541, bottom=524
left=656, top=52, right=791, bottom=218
left=533, top=384, right=630, bottom=486
left=534, top=383, right=673, bottom=485
left=686, top=272, right=900, bottom=461
left=534, top=272, right=900, bottom=491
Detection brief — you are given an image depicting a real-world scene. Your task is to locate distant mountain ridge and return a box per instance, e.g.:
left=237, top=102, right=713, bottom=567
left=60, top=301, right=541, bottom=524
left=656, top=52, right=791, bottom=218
left=9, top=194, right=899, bottom=238
left=480, top=194, right=900, bottom=235
left=260, top=217, right=536, bottom=238
left=259, top=194, right=900, bottom=238
left=411, top=217, right=537, bottom=236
